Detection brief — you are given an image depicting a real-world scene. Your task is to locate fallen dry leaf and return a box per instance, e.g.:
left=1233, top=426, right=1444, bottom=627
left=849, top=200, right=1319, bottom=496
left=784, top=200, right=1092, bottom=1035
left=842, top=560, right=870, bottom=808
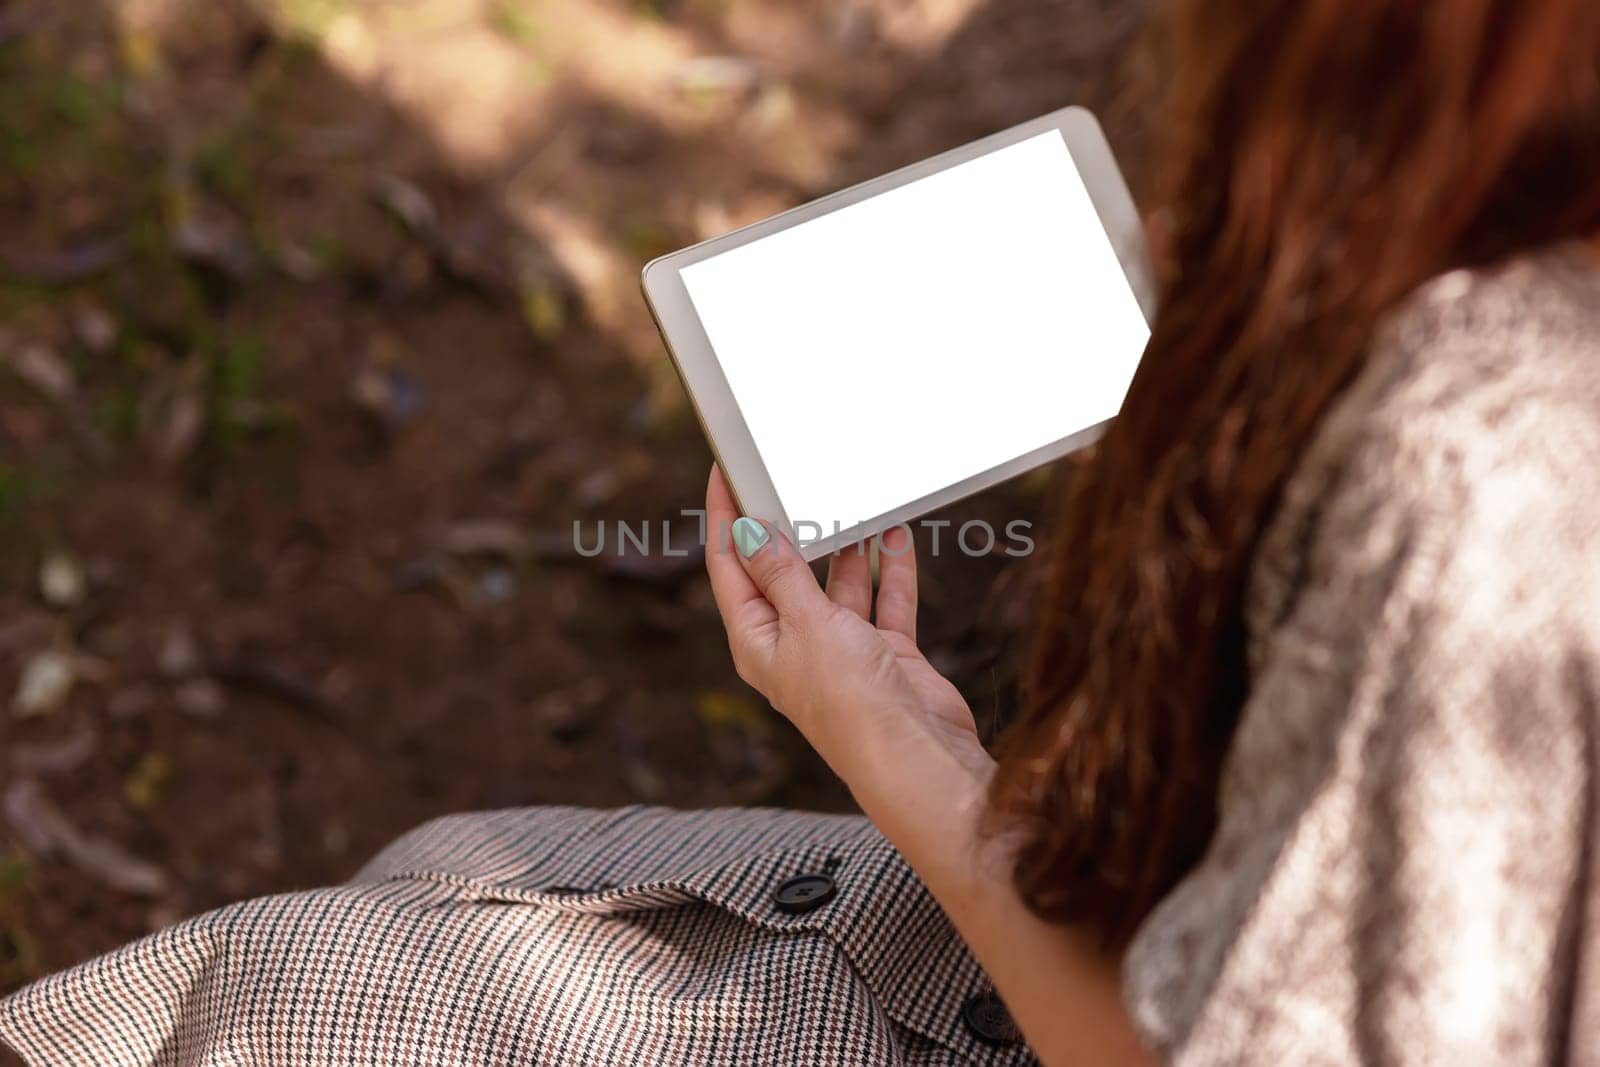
left=39, top=551, right=87, bottom=608
left=14, top=651, right=75, bottom=717
left=8, top=344, right=75, bottom=402
left=4, top=779, right=169, bottom=896
left=11, top=729, right=99, bottom=777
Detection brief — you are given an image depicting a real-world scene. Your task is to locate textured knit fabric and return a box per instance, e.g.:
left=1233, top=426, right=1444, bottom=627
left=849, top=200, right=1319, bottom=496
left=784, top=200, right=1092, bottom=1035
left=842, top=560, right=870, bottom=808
left=0, top=806, right=1034, bottom=1065
left=3, top=250, right=1597, bottom=1067
left=1123, top=247, right=1600, bottom=1065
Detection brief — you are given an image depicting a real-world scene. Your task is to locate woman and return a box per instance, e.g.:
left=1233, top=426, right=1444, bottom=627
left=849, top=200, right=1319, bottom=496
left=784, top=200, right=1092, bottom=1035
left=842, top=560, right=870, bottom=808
left=6, top=1, right=1600, bottom=1064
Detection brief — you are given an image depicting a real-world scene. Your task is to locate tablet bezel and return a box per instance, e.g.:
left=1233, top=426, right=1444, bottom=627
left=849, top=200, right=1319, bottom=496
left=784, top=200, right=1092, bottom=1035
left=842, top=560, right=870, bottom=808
left=642, top=105, right=1155, bottom=562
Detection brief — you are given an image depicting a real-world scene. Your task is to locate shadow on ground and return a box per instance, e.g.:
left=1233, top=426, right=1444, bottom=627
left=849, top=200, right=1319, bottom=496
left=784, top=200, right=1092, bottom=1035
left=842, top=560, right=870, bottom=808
left=0, top=0, right=1149, bottom=999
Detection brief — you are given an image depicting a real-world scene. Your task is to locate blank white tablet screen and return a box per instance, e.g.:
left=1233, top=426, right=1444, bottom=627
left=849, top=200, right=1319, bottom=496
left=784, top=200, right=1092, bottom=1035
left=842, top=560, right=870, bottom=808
left=679, top=129, right=1150, bottom=534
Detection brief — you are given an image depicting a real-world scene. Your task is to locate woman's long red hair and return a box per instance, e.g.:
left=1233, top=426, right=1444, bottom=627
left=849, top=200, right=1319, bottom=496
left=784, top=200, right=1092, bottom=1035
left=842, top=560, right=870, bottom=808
left=991, top=0, right=1600, bottom=946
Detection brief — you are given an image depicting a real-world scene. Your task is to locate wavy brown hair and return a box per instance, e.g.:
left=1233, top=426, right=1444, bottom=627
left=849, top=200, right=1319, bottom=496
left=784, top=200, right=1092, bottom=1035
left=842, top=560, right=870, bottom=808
left=990, top=0, right=1600, bottom=947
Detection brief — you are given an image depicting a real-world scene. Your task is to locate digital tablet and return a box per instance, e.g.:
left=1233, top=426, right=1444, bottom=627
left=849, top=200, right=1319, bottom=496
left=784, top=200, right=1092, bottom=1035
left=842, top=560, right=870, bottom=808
left=642, top=106, right=1155, bottom=561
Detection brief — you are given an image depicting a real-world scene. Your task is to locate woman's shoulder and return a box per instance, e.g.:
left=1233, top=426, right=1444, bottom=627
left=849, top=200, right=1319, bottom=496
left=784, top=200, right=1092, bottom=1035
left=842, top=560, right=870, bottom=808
left=1248, top=245, right=1600, bottom=650
left=1367, top=245, right=1600, bottom=439
left=1329, top=244, right=1599, bottom=491
left=1338, top=244, right=1599, bottom=476
left=1126, top=246, right=1600, bottom=1062
left=1240, top=244, right=1600, bottom=760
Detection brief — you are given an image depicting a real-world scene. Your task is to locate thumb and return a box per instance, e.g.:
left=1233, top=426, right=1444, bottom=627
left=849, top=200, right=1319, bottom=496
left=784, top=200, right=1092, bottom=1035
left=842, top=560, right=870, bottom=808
left=730, top=517, right=827, bottom=620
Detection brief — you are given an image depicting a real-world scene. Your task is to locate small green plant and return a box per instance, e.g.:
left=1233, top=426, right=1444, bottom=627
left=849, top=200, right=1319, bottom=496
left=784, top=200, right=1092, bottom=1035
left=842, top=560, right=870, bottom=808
left=0, top=924, right=38, bottom=986
left=97, top=389, right=142, bottom=440
left=45, top=76, right=119, bottom=126
left=0, top=856, right=28, bottom=901
left=208, top=331, right=265, bottom=447
left=194, top=134, right=256, bottom=208
left=489, top=0, right=541, bottom=45
left=0, top=464, right=43, bottom=521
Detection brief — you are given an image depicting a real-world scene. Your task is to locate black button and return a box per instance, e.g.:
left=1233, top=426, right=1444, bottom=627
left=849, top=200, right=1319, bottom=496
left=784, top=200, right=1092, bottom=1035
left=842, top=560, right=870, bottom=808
left=772, top=873, right=837, bottom=914
left=962, top=992, right=1021, bottom=1046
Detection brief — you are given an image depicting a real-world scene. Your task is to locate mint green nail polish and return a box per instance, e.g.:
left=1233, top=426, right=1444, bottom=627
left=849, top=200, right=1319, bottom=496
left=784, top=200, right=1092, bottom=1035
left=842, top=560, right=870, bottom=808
left=732, top=517, right=769, bottom=558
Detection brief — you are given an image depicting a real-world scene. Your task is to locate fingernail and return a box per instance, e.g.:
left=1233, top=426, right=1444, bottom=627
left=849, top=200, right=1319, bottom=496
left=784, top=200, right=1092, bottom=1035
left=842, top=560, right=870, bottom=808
left=731, top=517, right=769, bottom=559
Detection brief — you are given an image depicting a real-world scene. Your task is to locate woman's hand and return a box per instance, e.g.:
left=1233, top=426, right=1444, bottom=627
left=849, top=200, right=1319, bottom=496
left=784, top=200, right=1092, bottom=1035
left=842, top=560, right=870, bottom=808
left=703, top=466, right=1149, bottom=1067
left=702, top=467, right=994, bottom=821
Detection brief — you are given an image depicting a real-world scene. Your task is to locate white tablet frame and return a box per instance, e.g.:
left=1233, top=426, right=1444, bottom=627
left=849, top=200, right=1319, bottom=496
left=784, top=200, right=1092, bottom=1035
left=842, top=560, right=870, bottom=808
left=642, top=106, right=1156, bottom=561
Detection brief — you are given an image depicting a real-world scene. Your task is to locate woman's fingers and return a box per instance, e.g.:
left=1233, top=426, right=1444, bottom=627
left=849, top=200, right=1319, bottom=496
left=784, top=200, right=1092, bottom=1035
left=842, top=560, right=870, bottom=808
left=704, top=465, right=830, bottom=686
left=825, top=542, right=872, bottom=620
left=732, top=519, right=828, bottom=621
left=704, top=466, right=775, bottom=632
left=874, top=525, right=918, bottom=642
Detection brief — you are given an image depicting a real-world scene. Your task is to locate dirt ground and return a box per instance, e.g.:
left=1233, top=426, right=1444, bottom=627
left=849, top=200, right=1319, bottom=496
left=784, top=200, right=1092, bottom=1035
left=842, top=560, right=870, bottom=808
left=0, top=0, right=1149, bottom=1003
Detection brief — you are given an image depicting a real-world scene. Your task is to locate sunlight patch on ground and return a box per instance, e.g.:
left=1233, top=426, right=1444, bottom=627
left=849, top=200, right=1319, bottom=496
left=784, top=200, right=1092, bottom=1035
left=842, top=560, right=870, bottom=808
left=116, top=0, right=991, bottom=369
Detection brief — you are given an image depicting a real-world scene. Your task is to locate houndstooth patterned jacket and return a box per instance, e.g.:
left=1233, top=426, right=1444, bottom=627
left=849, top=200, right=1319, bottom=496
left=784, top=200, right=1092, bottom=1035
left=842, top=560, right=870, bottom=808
left=0, top=805, right=1035, bottom=1065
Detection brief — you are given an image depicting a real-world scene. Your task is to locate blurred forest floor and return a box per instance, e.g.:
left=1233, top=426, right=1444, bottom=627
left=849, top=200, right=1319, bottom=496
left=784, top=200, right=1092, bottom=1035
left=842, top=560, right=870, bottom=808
left=0, top=0, right=1147, bottom=994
